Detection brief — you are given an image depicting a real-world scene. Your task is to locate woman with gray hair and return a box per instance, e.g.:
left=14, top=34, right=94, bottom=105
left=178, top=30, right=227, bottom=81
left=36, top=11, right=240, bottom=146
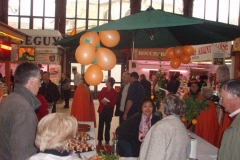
left=27, top=113, right=80, bottom=160
left=138, top=94, right=190, bottom=160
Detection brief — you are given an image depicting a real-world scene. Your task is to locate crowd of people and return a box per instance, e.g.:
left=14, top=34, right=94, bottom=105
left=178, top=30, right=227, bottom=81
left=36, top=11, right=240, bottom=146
left=0, top=62, right=240, bottom=159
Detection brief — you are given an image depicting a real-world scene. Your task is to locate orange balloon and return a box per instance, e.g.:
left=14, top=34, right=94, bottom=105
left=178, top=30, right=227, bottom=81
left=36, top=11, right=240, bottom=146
left=166, top=47, right=176, bottom=59
left=80, top=31, right=100, bottom=48
left=96, top=47, right=116, bottom=71
left=173, top=46, right=184, bottom=57
left=99, top=30, right=120, bottom=47
left=180, top=54, right=191, bottom=64
left=75, top=43, right=96, bottom=65
left=183, top=45, right=195, bottom=56
left=170, top=58, right=181, bottom=69
left=84, top=65, right=103, bottom=86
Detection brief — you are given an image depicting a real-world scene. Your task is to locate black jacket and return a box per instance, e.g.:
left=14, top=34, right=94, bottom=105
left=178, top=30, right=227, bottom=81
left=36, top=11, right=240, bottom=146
left=39, top=80, right=60, bottom=103
left=116, top=112, right=161, bottom=157
left=140, top=79, right=151, bottom=98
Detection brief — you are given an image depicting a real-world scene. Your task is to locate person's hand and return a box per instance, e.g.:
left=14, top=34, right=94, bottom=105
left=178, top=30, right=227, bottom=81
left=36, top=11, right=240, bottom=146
left=138, top=131, right=146, bottom=142
left=101, top=99, right=107, bottom=105
left=123, top=114, right=127, bottom=120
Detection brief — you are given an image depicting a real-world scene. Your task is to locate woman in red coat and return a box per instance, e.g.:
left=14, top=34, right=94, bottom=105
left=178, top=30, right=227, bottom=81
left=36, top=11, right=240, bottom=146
left=194, top=87, right=219, bottom=147
left=97, top=77, right=118, bottom=145
left=36, top=93, right=49, bottom=121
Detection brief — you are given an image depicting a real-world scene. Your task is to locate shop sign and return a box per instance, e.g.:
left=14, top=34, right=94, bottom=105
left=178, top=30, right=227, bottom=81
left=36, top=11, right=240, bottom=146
left=212, top=53, right=225, bottom=65
left=191, top=42, right=231, bottom=61
left=21, top=36, right=62, bottom=46
left=35, top=48, right=58, bottom=53
left=133, top=48, right=169, bottom=61
left=34, top=53, right=61, bottom=64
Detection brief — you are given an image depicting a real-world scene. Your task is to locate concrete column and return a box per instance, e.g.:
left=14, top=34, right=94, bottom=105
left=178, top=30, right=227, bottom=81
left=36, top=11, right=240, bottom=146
left=55, top=0, right=67, bottom=34
left=0, top=0, right=8, bottom=23
left=183, top=0, right=194, bottom=16
left=130, top=0, right=141, bottom=15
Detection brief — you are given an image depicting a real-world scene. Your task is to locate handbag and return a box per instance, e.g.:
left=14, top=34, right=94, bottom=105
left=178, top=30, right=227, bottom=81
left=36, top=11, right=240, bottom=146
left=62, top=83, right=71, bottom=90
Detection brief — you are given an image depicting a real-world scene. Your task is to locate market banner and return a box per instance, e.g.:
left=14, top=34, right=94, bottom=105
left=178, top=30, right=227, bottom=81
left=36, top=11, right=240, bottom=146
left=191, top=42, right=231, bottom=62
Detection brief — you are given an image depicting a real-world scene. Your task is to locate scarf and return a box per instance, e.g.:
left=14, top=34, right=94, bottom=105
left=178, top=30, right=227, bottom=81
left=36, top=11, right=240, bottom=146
left=139, top=113, right=152, bottom=134
left=14, top=84, right=41, bottom=110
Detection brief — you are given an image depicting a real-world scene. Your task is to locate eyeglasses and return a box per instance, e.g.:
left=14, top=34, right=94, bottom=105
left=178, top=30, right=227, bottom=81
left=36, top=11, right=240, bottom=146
left=34, top=77, right=41, bottom=81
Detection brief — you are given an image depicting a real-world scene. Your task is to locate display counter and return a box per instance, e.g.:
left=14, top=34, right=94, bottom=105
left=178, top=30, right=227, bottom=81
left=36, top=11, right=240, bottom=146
left=75, top=122, right=218, bottom=160
left=189, top=131, right=218, bottom=160
left=76, top=121, right=97, bottom=159
left=119, top=131, right=218, bottom=160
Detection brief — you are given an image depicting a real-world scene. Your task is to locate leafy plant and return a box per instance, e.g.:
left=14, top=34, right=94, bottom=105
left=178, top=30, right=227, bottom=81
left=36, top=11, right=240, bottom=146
left=183, top=97, right=209, bottom=121
left=98, top=147, right=119, bottom=160
left=155, top=53, right=163, bottom=103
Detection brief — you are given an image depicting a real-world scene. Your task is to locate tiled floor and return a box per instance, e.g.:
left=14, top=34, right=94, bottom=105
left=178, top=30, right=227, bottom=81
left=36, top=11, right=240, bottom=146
left=56, top=98, right=119, bottom=145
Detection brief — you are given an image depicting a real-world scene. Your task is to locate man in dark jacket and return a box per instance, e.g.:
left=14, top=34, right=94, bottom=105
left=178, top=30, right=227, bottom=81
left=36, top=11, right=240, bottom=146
left=123, top=72, right=146, bottom=120
left=0, top=62, right=41, bottom=160
left=40, top=71, right=60, bottom=113
left=139, top=74, right=151, bottom=98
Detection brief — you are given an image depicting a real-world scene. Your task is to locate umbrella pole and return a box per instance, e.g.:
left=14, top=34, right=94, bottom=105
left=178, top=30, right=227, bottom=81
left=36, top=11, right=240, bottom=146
left=131, top=31, right=135, bottom=68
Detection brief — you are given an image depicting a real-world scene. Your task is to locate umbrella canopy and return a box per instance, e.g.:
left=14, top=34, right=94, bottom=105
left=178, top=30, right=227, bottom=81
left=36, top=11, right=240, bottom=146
left=54, top=9, right=240, bottom=48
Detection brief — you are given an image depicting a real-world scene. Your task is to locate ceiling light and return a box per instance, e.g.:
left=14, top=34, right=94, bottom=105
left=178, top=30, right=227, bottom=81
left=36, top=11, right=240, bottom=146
left=0, top=31, right=23, bottom=41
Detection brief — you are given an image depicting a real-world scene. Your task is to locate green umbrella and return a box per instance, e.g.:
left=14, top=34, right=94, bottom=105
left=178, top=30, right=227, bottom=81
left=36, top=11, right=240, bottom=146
left=54, top=8, right=240, bottom=49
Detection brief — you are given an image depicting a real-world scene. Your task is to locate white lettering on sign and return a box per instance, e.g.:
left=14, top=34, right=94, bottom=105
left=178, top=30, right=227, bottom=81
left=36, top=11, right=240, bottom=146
left=198, top=45, right=211, bottom=55
left=138, top=51, right=166, bottom=56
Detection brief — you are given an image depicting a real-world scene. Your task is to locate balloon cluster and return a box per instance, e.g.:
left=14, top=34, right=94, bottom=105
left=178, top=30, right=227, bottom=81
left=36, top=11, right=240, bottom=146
left=166, top=45, right=195, bottom=69
left=75, top=30, right=120, bottom=86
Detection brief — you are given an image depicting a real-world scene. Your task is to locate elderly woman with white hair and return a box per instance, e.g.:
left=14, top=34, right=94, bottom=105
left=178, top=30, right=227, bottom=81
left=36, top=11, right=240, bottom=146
left=138, top=94, right=190, bottom=160
left=27, top=113, right=80, bottom=160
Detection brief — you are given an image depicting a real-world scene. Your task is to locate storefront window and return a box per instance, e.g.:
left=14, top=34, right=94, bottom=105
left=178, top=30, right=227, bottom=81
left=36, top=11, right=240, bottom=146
left=70, top=63, right=122, bottom=93
left=111, top=64, right=121, bottom=83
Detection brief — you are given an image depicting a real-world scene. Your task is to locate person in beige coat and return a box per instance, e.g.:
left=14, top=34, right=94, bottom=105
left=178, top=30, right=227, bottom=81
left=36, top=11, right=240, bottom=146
left=138, top=94, right=190, bottom=160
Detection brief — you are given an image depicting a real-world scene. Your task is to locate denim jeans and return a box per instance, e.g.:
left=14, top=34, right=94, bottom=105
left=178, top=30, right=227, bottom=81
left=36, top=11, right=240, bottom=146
left=118, top=137, right=133, bottom=157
